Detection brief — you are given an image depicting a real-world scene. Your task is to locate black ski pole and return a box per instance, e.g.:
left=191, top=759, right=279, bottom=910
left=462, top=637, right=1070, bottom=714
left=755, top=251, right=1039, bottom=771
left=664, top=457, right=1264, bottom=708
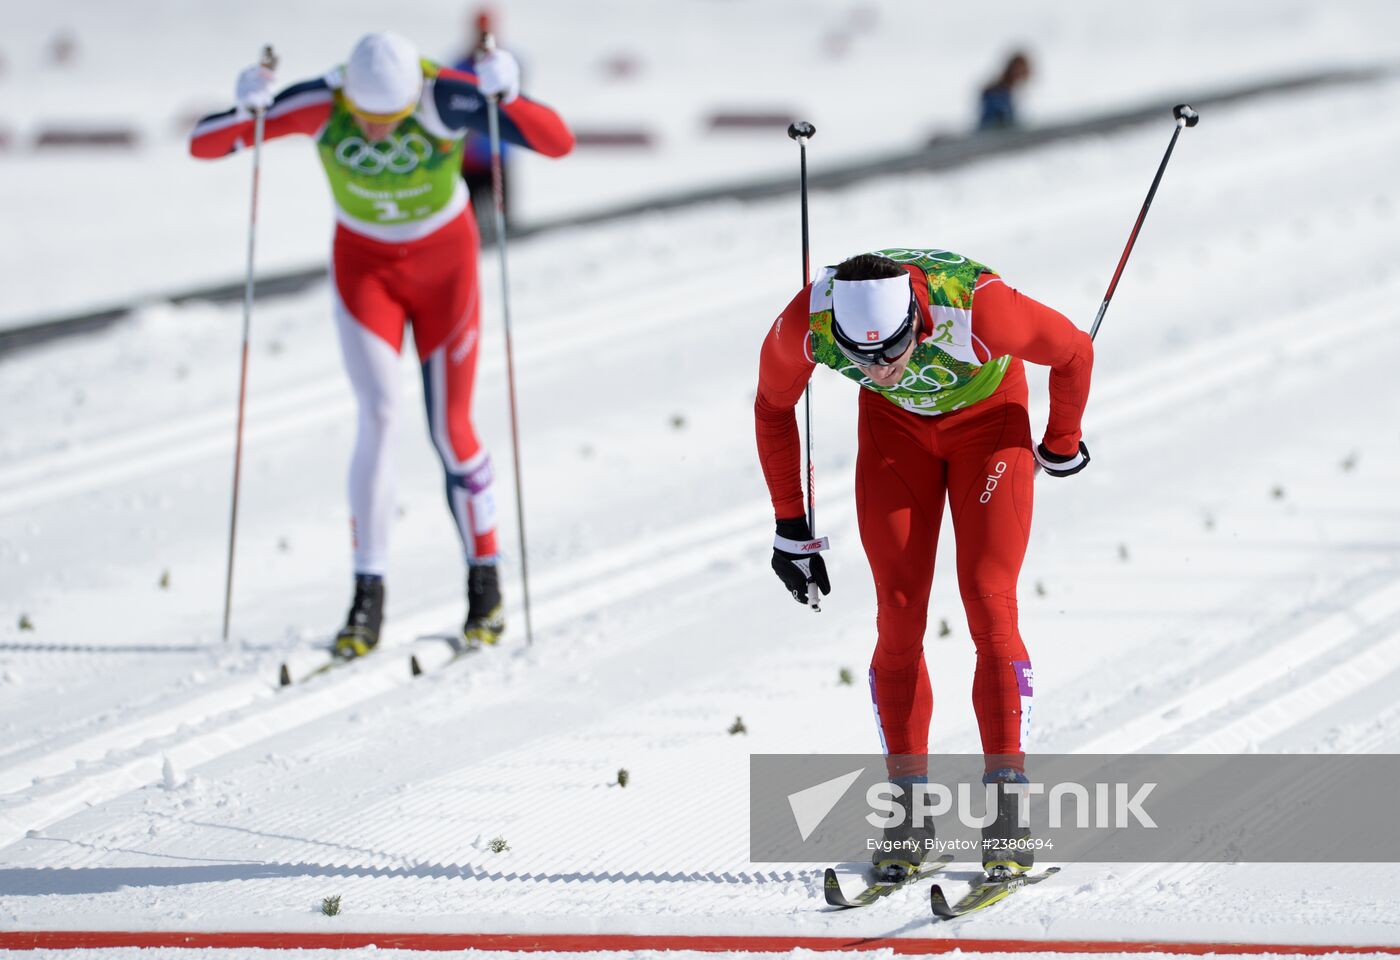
left=1090, top=103, right=1199, bottom=342
left=787, top=120, right=821, bottom=613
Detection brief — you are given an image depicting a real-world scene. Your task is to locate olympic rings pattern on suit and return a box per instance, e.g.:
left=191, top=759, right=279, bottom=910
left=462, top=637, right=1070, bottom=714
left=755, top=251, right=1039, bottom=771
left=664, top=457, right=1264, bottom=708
left=335, top=132, right=434, bottom=174
left=843, top=360, right=960, bottom=393
left=879, top=248, right=967, bottom=265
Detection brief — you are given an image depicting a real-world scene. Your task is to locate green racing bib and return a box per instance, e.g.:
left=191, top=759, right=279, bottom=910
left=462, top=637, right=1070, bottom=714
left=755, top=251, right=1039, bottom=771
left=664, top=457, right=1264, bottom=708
left=808, top=247, right=1010, bottom=416
left=316, top=69, right=465, bottom=227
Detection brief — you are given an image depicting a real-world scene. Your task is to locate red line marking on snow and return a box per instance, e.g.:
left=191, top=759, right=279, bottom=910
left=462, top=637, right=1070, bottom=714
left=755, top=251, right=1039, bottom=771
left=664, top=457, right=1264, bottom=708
left=2, top=932, right=1399, bottom=954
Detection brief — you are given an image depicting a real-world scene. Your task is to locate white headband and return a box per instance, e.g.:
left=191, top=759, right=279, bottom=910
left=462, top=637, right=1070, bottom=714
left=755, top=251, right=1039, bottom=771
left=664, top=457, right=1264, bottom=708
left=831, top=275, right=912, bottom=344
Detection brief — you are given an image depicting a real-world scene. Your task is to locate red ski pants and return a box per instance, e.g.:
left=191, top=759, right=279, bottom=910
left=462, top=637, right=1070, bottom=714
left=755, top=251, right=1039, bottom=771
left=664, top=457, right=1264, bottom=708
left=855, top=388, right=1036, bottom=777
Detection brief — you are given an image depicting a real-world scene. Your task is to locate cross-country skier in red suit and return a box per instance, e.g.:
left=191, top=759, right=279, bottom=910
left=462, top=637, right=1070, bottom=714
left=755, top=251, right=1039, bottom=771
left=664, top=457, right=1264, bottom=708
left=190, top=32, right=573, bottom=656
left=754, top=249, right=1092, bottom=882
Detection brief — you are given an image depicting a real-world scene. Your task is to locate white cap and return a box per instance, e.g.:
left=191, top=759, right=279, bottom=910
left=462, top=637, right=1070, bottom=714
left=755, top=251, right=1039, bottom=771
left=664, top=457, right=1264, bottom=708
left=832, top=274, right=913, bottom=344
left=345, top=32, right=422, bottom=118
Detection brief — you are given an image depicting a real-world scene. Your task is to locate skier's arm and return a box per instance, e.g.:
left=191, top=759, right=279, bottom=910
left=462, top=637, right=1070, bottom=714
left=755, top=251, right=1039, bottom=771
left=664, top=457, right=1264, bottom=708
left=189, top=78, right=333, bottom=159
left=755, top=288, right=818, bottom=519
left=432, top=69, right=574, bottom=158
left=972, top=273, right=1093, bottom=457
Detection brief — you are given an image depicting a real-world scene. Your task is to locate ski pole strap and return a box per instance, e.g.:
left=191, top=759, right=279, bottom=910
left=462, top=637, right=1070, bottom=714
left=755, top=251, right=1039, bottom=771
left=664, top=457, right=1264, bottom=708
left=775, top=533, right=830, bottom=555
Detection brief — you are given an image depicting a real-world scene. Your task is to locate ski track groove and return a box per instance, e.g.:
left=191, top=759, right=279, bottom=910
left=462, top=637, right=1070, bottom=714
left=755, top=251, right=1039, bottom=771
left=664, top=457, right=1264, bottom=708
left=0, top=261, right=787, bottom=516
left=1071, top=572, right=1400, bottom=754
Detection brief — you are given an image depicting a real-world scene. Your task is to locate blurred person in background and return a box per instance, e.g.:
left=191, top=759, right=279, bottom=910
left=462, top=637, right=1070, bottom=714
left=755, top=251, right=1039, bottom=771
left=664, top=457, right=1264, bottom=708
left=977, top=50, right=1032, bottom=131
left=189, top=31, right=573, bottom=657
left=454, top=6, right=517, bottom=235
left=755, top=248, right=1091, bottom=883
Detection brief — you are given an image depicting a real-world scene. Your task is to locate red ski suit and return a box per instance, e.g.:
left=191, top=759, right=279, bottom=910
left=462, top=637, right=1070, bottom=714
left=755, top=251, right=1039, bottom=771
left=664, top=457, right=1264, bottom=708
left=755, top=268, right=1092, bottom=774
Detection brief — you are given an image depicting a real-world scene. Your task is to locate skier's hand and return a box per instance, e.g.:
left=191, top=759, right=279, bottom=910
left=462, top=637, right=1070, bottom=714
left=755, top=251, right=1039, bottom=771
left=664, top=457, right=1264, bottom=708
left=1034, top=440, right=1090, bottom=477
left=771, top=516, right=830, bottom=606
left=235, top=64, right=277, bottom=112
left=474, top=49, right=521, bottom=103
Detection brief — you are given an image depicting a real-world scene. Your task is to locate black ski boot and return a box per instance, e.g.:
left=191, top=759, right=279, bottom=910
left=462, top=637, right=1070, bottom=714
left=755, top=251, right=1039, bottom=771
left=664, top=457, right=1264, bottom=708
left=464, top=563, right=505, bottom=646
left=872, top=779, right=937, bottom=882
left=334, top=574, right=384, bottom=659
left=981, top=769, right=1035, bottom=880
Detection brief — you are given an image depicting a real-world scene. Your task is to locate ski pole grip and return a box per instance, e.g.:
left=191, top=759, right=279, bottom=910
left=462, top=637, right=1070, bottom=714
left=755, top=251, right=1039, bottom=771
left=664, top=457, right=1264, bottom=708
left=1173, top=103, right=1199, bottom=127
left=260, top=44, right=278, bottom=71
left=788, top=120, right=816, bottom=141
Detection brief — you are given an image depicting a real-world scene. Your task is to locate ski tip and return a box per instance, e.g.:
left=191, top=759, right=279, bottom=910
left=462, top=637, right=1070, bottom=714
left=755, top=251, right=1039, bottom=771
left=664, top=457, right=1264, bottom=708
left=277, top=663, right=291, bottom=687
left=822, top=868, right=852, bottom=908
left=410, top=655, right=422, bottom=677
left=929, top=883, right=955, bottom=919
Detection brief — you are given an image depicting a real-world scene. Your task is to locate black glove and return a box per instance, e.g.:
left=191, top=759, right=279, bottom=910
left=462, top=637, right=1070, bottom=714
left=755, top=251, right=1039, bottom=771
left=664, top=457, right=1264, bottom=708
left=1034, top=440, right=1091, bottom=477
left=771, top=516, right=831, bottom=606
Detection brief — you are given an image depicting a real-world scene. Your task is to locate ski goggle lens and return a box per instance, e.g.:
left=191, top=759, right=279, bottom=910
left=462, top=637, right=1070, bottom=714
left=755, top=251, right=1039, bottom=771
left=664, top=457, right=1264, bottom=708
left=832, top=300, right=919, bottom=367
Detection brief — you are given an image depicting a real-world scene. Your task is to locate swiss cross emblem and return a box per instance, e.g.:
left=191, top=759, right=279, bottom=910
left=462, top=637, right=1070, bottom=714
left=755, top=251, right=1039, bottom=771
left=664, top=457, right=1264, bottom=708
left=866, top=330, right=879, bottom=341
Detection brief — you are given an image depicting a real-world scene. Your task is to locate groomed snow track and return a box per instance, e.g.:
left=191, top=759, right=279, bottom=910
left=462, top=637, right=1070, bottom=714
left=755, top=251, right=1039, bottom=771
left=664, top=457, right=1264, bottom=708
left=4, top=64, right=1400, bottom=951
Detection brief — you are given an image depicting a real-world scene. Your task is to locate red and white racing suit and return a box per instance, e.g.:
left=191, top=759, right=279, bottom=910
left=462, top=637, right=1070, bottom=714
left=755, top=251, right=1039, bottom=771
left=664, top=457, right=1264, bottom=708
left=191, top=64, right=573, bottom=576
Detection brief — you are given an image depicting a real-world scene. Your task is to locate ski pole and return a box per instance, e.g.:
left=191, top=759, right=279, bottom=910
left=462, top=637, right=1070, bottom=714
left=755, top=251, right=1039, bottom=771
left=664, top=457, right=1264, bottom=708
left=1090, top=104, right=1199, bottom=342
left=481, top=34, right=535, bottom=646
left=787, top=120, right=821, bottom=613
left=1034, top=104, right=1197, bottom=478
left=221, top=43, right=277, bottom=644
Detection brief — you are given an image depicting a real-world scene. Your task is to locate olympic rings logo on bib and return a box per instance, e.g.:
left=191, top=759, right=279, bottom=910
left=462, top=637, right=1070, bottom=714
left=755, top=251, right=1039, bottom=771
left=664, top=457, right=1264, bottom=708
left=843, top=361, right=960, bottom=394
left=335, top=133, right=434, bottom=175
left=879, top=248, right=967, bottom=265
left=898, top=362, right=960, bottom=393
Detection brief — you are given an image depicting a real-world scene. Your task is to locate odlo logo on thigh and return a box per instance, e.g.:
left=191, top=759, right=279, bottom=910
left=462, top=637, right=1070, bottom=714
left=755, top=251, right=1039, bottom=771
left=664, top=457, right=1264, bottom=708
left=979, top=460, right=1008, bottom=504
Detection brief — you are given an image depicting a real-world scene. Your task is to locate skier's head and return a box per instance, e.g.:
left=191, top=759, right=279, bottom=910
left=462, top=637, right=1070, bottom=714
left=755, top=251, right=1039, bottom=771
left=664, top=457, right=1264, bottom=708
left=345, top=32, right=423, bottom=141
left=831, top=254, right=920, bottom=387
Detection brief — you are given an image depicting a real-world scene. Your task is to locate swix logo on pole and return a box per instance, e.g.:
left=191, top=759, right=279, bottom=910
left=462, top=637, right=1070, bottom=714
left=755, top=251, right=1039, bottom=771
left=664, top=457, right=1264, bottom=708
left=979, top=460, right=1007, bottom=504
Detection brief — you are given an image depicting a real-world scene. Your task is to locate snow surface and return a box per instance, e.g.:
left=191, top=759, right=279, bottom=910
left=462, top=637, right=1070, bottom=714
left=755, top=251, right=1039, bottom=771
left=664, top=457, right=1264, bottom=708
left=6, top=953, right=1398, bottom=960
left=3, top=0, right=1400, bottom=327
left=4, top=2, right=1400, bottom=956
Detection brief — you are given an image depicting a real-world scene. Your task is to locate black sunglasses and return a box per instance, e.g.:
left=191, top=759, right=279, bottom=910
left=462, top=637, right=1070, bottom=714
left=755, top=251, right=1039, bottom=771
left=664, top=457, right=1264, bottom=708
left=831, top=298, right=919, bottom=367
